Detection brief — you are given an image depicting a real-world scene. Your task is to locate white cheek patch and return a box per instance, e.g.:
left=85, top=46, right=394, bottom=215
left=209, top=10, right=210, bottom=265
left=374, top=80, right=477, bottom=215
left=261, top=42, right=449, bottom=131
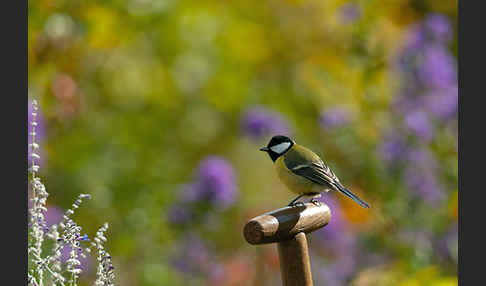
left=270, top=142, right=291, bottom=154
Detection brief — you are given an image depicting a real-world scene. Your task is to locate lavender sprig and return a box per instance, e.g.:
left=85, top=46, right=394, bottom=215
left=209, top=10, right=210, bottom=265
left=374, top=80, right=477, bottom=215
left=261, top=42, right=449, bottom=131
left=28, top=100, right=49, bottom=285
left=27, top=100, right=115, bottom=286
left=92, top=223, right=115, bottom=286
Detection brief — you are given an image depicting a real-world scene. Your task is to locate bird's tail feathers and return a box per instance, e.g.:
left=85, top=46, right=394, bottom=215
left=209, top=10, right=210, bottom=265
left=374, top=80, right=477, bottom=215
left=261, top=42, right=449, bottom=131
left=333, top=183, right=370, bottom=208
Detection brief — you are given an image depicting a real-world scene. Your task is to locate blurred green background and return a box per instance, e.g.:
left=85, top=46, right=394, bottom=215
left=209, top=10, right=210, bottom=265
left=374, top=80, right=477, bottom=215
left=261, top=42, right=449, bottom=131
left=28, top=0, right=458, bottom=285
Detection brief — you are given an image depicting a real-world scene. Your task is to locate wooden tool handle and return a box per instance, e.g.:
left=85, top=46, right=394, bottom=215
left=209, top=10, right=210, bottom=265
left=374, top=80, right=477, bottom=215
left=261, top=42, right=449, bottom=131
left=243, top=202, right=331, bottom=245
left=278, top=232, right=313, bottom=286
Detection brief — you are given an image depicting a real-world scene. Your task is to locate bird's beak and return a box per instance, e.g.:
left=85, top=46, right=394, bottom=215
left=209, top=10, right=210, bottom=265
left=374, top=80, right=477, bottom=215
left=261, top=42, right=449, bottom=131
left=259, top=146, right=269, bottom=152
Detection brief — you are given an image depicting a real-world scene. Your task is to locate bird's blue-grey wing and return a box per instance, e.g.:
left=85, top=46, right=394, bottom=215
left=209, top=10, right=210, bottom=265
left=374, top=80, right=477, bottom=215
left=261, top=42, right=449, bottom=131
left=284, top=157, right=339, bottom=189
left=284, top=157, right=370, bottom=208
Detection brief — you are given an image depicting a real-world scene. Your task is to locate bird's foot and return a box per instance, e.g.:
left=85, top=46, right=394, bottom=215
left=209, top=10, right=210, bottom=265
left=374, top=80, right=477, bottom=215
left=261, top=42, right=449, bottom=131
left=287, top=194, right=305, bottom=207
left=288, top=201, right=305, bottom=207
left=307, top=192, right=322, bottom=205
left=310, top=198, right=321, bottom=206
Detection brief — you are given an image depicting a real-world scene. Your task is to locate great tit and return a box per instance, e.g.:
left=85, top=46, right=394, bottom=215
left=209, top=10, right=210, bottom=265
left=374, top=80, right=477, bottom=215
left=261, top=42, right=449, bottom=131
left=260, top=135, right=370, bottom=208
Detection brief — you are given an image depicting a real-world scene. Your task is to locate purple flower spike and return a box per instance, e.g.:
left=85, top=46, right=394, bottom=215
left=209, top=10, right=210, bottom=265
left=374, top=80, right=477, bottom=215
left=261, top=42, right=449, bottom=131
left=404, top=148, right=444, bottom=204
left=313, top=196, right=357, bottom=283
left=406, top=148, right=437, bottom=169
left=418, top=44, right=457, bottom=89
left=315, top=197, right=353, bottom=250
left=404, top=167, right=444, bottom=204
left=404, top=24, right=426, bottom=51
left=404, top=110, right=434, bottom=141
left=379, top=132, right=409, bottom=164
left=196, top=156, right=238, bottom=209
left=424, top=85, right=458, bottom=120
left=241, top=107, right=291, bottom=139
left=319, top=107, right=352, bottom=130
left=424, top=13, right=453, bottom=44
left=388, top=13, right=456, bottom=206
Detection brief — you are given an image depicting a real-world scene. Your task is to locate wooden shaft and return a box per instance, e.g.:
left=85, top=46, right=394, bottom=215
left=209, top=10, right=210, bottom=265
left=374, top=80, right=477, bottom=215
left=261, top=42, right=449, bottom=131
left=278, top=232, right=313, bottom=286
left=244, top=202, right=331, bottom=245
left=243, top=202, right=331, bottom=286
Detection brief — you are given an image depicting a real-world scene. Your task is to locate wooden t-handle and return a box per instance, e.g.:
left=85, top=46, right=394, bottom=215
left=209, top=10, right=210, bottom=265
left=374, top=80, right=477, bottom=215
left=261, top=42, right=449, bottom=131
left=243, top=202, right=331, bottom=286
left=243, top=202, right=331, bottom=245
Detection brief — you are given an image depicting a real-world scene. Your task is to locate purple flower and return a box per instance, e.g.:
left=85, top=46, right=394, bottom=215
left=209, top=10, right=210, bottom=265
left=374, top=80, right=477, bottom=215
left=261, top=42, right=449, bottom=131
left=195, top=156, right=238, bottom=209
left=406, top=147, right=437, bottom=169
left=28, top=100, right=46, bottom=167
left=379, top=132, right=409, bottom=164
left=167, top=204, right=193, bottom=224
left=391, top=92, right=421, bottom=116
left=404, top=148, right=444, bottom=203
left=240, top=107, right=291, bottom=139
left=177, top=156, right=238, bottom=209
left=404, top=110, right=434, bottom=141
left=388, top=13, right=456, bottom=206
left=313, top=197, right=357, bottom=281
left=404, top=167, right=444, bottom=203
left=404, top=13, right=453, bottom=51
left=404, top=24, right=426, bottom=51
left=424, top=85, right=458, bottom=120
left=424, top=13, right=453, bottom=44
left=314, top=196, right=356, bottom=252
left=398, top=15, right=456, bottom=92
left=417, top=44, right=457, bottom=89
left=169, top=156, right=238, bottom=226
left=319, top=107, right=353, bottom=130
left=171, top=234, right=210, bottom=274
left=168, top=205, right=192, bottom=224
left=339, top=3, right=361, bottom=23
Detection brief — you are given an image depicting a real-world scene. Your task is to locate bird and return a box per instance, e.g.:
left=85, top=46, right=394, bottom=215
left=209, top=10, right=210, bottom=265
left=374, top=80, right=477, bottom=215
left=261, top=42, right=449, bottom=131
left=259, top=135, right=370, bottom=208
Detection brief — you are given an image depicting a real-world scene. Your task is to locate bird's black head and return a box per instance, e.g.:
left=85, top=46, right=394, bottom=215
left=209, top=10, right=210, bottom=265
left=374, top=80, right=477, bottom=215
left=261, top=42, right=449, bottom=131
left=259, top=135, right=295, bottom=162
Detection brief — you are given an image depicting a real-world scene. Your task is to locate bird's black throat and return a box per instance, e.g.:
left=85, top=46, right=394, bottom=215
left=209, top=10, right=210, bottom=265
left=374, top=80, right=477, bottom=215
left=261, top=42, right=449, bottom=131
left=268, top=150, right=281, bottom=162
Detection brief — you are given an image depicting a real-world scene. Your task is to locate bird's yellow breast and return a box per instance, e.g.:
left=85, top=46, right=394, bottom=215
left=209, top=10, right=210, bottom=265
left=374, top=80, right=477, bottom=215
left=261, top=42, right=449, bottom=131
left=275, top=156, right=323, bottom=195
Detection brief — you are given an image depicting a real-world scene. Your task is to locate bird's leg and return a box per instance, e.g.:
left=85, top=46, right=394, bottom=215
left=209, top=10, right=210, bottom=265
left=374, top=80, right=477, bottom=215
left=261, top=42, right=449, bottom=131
left=287, top=194, right=305, bottom=207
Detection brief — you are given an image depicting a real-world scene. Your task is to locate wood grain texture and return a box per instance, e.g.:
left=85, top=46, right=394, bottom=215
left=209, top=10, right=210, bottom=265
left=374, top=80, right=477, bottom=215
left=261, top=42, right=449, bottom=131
left=278, top=232, right=313, bottom=286
left=243, top=202, right=331, bottom=245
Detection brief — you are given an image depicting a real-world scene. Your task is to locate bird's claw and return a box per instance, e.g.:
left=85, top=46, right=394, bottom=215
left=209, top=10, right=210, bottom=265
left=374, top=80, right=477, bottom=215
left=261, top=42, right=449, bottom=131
left=288, top=201, right=305, bottom=207
left=310, top=198, right=321, bottom=206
